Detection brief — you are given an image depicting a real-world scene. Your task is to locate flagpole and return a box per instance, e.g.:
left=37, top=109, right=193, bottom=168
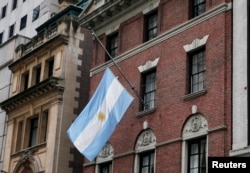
left=91, top=29, right=145, bottom=106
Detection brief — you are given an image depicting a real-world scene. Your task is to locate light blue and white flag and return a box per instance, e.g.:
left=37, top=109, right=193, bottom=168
left=67, top=68, right=134, bottom=162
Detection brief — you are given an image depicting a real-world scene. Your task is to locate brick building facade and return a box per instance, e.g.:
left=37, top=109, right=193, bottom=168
left=78, top=0, right=232, bottom=173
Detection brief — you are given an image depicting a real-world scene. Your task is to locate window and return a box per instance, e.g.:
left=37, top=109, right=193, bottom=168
left=141, top=69, right=156, bottom=111
left=189, top=48, right=205, bottom=93
left=28, top=117, right=38, bottom=147
left=0, top=32, right=3, bottom=44
left=1, top=5, right=7, bottom=18
left=9, top=24, right=15, bottom=38
left=139, top=151, right=155, bottom=173
left=188, top=137, right=206, bottom=173
left=99, top=162, right=112, bottom=173
left=97, top=142, right=114, bottom=171
left=144, top=11, right=158, bottom=42
left=190, top=0, right=206, bottom=18
left=21, top=72, right=29, bottom=91
left=15, top=110, right=49, bottom=151
left=12, top=0, right=17, bottom=10
left=135, top=129, right=156, bottom=173
left=20, top=15, right=27, bottom=30
left=45, top=58, right=54, bottom=78
left=106, top=32, right=118, bottom=61
left=32, top=65, right=41, bottom=85
left=32, top=5, right=40, bottom=22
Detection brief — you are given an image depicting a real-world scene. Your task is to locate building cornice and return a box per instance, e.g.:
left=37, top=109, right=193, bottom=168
left=78, top=0, right=140, bottom=29
left=0, top=77, right=64, bottom=112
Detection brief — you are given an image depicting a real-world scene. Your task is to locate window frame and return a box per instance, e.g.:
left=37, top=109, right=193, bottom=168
left=28, top=116, right=39, bottom=147
left=188, top=48, right=206, bottom=94
left=9, top=23, right=15, bottom=38
left=1, top=5, right=7, bottom=19
left=190, top=0, right=206, bottom=18
left=106, top=32, right=118, bottom=61
left=44, top=57, right=54, bottom=79
left=20, top=14, right=27, bottom=30
left=140, top=69, right=156, bottom=111
left=139, top=150, right=155, bottom=173
left=12, top=0, right=18, bottom=10
left=187, top=137, right=207, bottom=173
left=31, top=65, right=41, bottom=86
left=99, top=161, right=112, bottom=173
left=144, top=10, right=158, bottom=42
left=21, top=71, right=29, bottom=91
left=32, top=5, right=40, bottom=22
left=14, top=109, right=49, bottom=152
left=0, top=32, right=3, bottom=44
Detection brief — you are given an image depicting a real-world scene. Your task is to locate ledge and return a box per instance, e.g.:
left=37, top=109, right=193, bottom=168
left=136, top=108, right=156, bottom=117
left=0, top=77, right=64, bottom=112
left=182, top=89, right=207, bottom=101
left=230, top=146, right=250, bottom=157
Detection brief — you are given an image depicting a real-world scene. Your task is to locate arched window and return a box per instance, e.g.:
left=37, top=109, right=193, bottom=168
left=182, top=114, right=208, bottom=173
left=134, top=129, right=157, bottom=173
left=96, top=142, right=114, bottom=173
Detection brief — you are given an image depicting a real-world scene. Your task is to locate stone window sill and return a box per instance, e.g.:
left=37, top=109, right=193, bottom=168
left=136, top=108, right=156, bottom=117
left=182, top=89, right=207, bottom=101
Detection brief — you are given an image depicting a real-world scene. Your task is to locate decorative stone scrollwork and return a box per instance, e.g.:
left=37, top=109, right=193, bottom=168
left=20, top=150, right=34, bottom=163
left=183, top=114, right=208, bottom=138
left=136, top=129, right=156, bottom=151
left=97, top=142, right=114, bottom=161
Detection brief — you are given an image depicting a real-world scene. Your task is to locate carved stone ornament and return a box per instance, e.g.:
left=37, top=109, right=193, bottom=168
left=136, top=129, right=156, bottom=151
left=20, top=150, right=34, bottom=163
left=97, top=142, right=114, bottom=161
left=183, top=114, right=208, bottom=137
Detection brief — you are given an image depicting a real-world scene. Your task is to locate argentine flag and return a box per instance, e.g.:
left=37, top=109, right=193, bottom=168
left=67, top=68, right=134, bottom=162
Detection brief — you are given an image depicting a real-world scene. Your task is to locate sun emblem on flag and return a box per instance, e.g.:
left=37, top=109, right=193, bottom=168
left=98, top=112, right=105, bottom=121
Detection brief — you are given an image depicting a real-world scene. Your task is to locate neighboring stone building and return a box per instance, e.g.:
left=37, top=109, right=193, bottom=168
left=0, top=35, right=31, bottom=172
left=230, top=0, right=250, bottom=157
left=0, top=2, right=92, bottom=173
left=0, top=0, right=60, bottom=171
left=78, top=0, right=232, bottom=173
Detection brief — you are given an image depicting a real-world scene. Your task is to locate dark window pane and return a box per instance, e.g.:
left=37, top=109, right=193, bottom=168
left=189, top=49, right=205, bottom=93
left=22, top=72, right=29, bottom=90
left=106, top=32, right=118, bottom=61
left=48, top=59, right=54, bottom=77
left=2, top=5, right=7, bottom=18
left=145, top=11, right=158, bottom=41
left=140, top=151, right=155, bottom=173
left=12, top=0, right=17, bottom=10
left=32, top=5, right=40, bottom=21
left=29, top=117, right=38, bottom=147
left=20, top=15, right=27, bottom=30
left=188, top=138, right=206, bottom=173
left=0, top=32, right=3, bottom=44
left=36, top=66, right=41, bottom=84
left=191, top=0, right=206, bottom=18
left=141, top=70, right=156, bottom=110
left=100, top=162, right=112, bottom=173
left=9, top=24, right=15, bottom=38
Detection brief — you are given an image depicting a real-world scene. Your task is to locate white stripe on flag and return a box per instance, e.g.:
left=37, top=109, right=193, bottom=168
left=73, top=77, right=124, bottom=152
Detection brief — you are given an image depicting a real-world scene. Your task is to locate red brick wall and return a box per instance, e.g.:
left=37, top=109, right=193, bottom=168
left=85, top=0, right=232, bottom=172
left=120, top=13, right=144, bottom=53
